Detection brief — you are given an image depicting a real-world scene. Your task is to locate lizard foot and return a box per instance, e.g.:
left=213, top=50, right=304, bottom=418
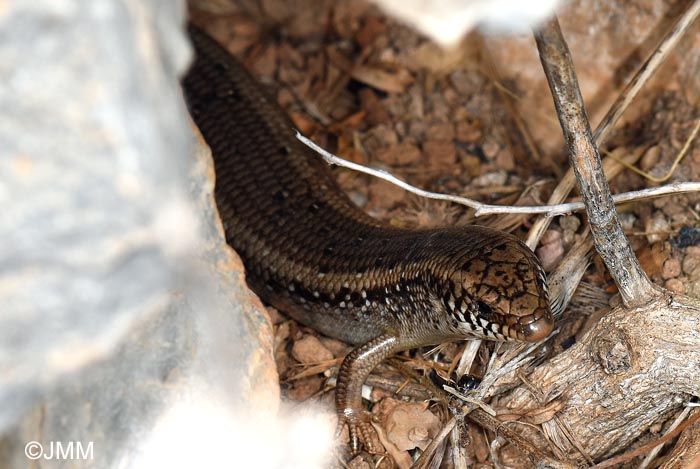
left=336, top=407, right=382, bottom=455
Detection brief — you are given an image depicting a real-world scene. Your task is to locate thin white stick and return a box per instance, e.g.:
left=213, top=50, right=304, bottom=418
left=455, top=339, right=482, bottom=378
left=296, top=131, right=700, bottom=218
left=637, top=406, right=692, bottom=469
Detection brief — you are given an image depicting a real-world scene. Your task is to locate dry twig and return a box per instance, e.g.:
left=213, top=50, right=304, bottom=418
left=534, top=16, right=657, bottom=306
left=486, top=12, right=700, bottom=464
left=526, top=0, right=700, bottom=246
left=297, top=131, right=700, bottom=218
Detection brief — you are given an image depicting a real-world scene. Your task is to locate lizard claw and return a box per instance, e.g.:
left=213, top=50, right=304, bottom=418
left=336, top=407, right=382, bottom=455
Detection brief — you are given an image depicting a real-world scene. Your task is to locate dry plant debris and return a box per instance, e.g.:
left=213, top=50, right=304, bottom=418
left=191, top=0, right=700, bottom=466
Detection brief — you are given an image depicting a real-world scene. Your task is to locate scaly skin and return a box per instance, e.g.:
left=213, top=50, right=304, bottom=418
left=183, top=24, right=553, bottom=453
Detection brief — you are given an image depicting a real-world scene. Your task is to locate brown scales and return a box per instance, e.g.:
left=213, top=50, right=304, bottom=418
left=183, top=24, right=554, bottom=454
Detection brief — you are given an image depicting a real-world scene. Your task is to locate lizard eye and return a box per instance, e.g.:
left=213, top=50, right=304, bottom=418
left=476, top=301, right=494, bottom=319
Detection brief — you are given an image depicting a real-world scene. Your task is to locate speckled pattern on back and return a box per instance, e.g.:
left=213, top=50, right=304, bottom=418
left=182, top=25, right=553, bottom=347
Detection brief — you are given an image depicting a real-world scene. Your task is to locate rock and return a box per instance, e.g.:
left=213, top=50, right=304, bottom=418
left=662, top=258, right=681, bottom=279
left=665, top=278, right=685, bottom=294
left=423, top=140, right=457, bottom=168
left=375, top=140, right=422, bottom=166
left=0, top=4, right=280, bottom=467
left=292, top=335, right=335, bottom=364
left=536, top=230, right=565, bottom=272
left=682, top=246, right=700, bottom=278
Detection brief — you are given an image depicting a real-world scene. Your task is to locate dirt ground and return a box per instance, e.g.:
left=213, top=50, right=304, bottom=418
left=190, top=0, right=700, bottom=466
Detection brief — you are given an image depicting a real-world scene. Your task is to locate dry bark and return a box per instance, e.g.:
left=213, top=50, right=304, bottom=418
left=491, top=14, right=700, bottom=464
left=661, top=411, right=700, bottom=468
left=502, top=294, right=700, bottom=460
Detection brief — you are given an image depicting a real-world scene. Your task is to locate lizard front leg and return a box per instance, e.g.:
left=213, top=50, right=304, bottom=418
left=335, top=334, right=401, bottom=454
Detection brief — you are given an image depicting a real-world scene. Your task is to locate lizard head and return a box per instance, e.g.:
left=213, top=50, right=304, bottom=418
left=443, top=228, right=553, bottom=342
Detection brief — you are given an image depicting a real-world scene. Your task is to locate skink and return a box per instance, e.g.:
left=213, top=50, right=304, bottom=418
left=182, top=24, right=553, bottom=452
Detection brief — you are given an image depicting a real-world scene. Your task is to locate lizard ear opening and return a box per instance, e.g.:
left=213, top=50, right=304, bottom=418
left=476, top=300, right=494, bottom=320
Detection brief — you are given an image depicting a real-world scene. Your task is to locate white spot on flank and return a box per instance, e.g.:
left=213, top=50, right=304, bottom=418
left=340, top=301, right=346, bottom=308
left=343, top=281, right=349, bottom=288
left=288, top=285, right=295, bottom=292
left=313, top=291, right=320, bottom=298
left=361, top=291, right=367, bottom=299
